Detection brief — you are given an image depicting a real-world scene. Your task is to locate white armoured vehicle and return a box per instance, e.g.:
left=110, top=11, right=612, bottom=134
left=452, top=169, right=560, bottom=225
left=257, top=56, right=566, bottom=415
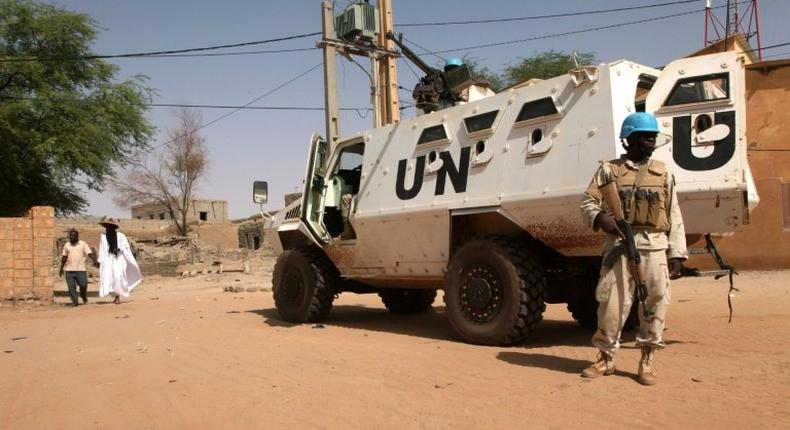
left=255, top=51, right=756, bottom=345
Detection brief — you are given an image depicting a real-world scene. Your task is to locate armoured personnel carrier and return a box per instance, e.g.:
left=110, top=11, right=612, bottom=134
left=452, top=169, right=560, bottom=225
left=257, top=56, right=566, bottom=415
left=255, top=50, right=756, bottom=345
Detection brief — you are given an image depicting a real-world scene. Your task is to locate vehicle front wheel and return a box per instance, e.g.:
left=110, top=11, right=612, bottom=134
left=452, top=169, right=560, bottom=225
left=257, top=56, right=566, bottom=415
left=444, top=236, right=546, bottom=345
left=272, top=247, right=338, bottom=323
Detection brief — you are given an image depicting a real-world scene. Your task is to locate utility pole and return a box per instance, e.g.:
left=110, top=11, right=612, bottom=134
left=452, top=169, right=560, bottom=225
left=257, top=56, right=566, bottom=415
left=319, top=0, right=402, bottom=143
left=376, top=0, right=400, bottom=126
left=321, top=0, right=340, bottom=148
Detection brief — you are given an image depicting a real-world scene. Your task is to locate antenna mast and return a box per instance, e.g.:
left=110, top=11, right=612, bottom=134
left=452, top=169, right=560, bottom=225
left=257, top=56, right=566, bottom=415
left=704, top=0, right=763, bottom=60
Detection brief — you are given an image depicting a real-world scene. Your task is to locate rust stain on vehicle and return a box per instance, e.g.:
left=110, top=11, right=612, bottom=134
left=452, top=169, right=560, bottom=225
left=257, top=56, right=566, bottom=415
left=524, top=218, right=604, bottom=254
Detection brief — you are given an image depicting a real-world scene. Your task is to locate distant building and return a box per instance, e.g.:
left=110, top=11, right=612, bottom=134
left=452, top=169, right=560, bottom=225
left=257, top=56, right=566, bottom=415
left=131, top=199, right=228, bottom=223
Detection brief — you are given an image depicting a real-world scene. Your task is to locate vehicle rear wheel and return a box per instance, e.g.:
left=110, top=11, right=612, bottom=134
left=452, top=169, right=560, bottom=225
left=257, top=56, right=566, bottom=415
left=444, top=236, right=546, bottom=345
left=379, top=289, right=436, bottom=314
left=272, top=247, right=338, bottom=323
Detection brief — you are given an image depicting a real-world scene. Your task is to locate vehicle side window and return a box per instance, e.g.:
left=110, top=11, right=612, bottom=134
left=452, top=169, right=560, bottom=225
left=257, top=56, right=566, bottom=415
left=515, top=97, right=558, bottom=124
left=665, top=73, right=729, bottom=106
left=417, top=125, right=448, bottom=146
left=333, top=143, right=364, bottom=194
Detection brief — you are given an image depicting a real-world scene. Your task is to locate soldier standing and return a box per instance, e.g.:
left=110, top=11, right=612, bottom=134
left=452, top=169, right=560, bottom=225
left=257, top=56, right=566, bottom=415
left=579, top=112, right=687, bottom=385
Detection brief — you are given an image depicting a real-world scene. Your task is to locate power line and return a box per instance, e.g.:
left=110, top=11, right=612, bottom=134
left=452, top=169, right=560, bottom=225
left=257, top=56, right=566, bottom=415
left=125, top=47, right=318, bottom=59
left=0, top=1, right=740, bottom=64
left=745, top=41, right=790, bottom=54
left=0, top=1, right=708, bottom=64
left=396, top=0, right=699, bottom=27
left=148, top=62, right=322, bottom=150
left=148, top=103, right=370, bottom=111
left=0, top=31, right=320, bottom=63
left=426, top=7, right=708, bottom=55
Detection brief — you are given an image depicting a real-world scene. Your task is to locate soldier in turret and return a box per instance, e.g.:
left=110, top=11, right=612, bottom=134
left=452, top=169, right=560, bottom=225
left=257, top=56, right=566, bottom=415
left=579, top=112, right=687, bottom=385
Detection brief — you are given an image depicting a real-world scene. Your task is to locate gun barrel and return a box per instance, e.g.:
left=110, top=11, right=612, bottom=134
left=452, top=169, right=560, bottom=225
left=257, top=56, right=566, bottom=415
left=387, top=32, right=437, bottom=76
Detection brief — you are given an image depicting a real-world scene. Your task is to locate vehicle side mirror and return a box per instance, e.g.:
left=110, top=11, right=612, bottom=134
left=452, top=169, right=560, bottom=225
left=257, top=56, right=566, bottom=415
left=253, top=181, right=268, bottom=204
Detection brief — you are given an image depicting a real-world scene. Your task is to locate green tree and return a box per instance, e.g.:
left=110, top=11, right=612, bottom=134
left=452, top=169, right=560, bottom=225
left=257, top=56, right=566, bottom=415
left=0, top=0, right=154, bottom=216
left=459, top=54, right=505, bottom=92
left=502, top=50, right=597, bottom=88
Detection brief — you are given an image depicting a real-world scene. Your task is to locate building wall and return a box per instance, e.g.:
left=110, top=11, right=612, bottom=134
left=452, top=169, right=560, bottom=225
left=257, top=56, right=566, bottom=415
left=688, top=60, right=790, bottom=269
left=131, top=199, right=228, bottom=223
left=238, top=219, right=266, bottom=250
left=193, top=224, right=239, bottom=249
left=0, top=207, right=54, bottom=303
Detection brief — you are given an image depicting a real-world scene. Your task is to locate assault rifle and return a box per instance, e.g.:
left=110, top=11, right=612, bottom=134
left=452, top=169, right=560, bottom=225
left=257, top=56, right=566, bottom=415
left=596, top=162, right=650, bottom=319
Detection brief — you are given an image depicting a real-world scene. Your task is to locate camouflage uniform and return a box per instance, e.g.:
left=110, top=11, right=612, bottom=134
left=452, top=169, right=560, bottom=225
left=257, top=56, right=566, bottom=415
left=580, top=156, right=687, bottom=357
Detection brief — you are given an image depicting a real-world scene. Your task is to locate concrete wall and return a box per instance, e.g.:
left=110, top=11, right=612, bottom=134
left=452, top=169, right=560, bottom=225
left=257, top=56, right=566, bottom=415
left=0, top=207, right=54, bottom=304
left=688, top=60, right=790, bottom=270
left=131, top=199, right=228, bottom=223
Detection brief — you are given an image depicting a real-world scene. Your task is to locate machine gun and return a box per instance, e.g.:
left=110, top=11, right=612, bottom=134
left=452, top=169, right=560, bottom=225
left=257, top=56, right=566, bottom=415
left=387, top=32, right=475, bottom=113
left=595, top=162, right=651, bottom=319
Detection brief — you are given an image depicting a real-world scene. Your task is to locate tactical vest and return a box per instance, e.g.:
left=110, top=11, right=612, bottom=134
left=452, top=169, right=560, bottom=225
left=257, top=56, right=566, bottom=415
left=612, top=159, right=670, bottom=232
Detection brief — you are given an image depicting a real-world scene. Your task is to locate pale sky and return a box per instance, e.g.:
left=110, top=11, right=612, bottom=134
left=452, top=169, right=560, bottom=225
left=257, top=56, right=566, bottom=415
left=50, top=0, right=790, bottom=219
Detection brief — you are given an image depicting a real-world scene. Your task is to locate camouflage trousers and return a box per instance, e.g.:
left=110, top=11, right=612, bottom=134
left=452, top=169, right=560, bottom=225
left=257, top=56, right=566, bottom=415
left=592, top=249, right=671, bottom=356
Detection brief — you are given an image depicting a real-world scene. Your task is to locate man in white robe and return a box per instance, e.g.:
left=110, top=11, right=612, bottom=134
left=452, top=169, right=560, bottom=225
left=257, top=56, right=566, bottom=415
left=98, top=218, right=143, bottom=304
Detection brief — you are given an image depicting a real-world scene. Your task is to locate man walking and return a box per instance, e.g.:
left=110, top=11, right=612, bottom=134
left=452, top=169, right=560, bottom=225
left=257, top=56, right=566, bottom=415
left=59, top=229, right=97, bottom=306
left=579, top=112, right=687, bottom=385
left=98, top=218, right=142, bottom=304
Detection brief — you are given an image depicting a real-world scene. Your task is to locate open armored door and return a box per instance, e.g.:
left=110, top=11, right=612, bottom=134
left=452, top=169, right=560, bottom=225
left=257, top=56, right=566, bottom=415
left=646, top=51, right=757, bottom=233
left=301, top=132, right=331, bottom=243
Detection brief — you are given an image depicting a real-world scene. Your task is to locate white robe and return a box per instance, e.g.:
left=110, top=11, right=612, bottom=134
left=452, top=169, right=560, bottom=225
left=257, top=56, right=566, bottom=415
left=98, top=232, right=143, bottom=298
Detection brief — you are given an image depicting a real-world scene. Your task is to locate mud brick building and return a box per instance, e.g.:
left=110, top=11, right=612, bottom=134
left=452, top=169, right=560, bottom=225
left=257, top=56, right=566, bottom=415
left=131, top=199, right=228, bottom=223
left=0, top=206, right=55, bottom=304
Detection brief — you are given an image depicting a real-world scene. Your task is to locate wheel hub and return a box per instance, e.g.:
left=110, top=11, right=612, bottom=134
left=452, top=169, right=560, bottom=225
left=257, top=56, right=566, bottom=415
left=459, top=265, right=502, bottom=323
left=282, top=270, right=304, bottom=304
left=467, top=278, right=493, bottom=312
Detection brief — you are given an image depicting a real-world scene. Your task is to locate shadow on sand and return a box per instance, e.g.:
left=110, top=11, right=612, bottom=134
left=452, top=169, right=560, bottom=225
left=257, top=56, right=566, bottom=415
left=247, top=305, right=616, bottom=348
left=496, top=351, right=638, bottom=379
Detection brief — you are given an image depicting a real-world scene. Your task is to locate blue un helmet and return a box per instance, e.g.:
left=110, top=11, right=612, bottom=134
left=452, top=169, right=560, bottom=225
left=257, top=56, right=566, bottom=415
left=619, top=112, right=659, bottom=139
left=444, top=57, right=463, bottom=71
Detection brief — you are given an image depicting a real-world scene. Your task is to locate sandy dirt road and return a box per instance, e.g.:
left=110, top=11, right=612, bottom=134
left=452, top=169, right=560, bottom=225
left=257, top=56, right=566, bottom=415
left=1, top=271, right=789, bottom=429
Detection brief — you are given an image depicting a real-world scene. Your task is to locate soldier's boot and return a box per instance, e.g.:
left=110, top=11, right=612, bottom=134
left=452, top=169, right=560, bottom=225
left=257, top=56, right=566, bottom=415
left=581, top=351, right=615, bottom=378
left=638, top=346, right=658, bottom=386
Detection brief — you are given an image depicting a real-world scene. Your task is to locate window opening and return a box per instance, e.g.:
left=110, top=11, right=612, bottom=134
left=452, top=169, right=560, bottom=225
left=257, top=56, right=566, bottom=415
left=635, top=74, right=657, bottom=112
left=464, top=110, right=499, bottom=134
left=665, top=73, right=729, bottom=106
left=417, top=124, right=448, bottom=145
left=515, top=97, right=558, bottom=123
left=199, top=211, right=208, bottom=221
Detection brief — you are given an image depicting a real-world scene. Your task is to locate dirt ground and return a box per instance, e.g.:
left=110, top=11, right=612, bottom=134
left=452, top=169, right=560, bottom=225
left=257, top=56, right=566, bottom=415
left=1, top=270, right=788, bottom=429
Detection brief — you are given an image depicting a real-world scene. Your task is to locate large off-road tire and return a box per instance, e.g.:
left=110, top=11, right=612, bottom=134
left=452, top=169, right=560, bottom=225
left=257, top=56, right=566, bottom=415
left=443, top=236, right=546, bottom=345
left=272, top=247, right=339, bottom=323
left=568, top=291, right=639, bottom=331
left=379, top=289, right=437, bottom=314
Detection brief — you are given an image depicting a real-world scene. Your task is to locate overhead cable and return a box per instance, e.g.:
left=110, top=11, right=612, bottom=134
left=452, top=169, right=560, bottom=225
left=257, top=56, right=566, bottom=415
left=0, top=1, right=715, bottom=63
left=426, top=8, right=708, bottom=55
left=396, top=0, right=699, bottom=27
left=148, top=62, right=322, bottom=150
left=148, top=103, right=370, bottom=111
left=0, top=31, right=320, bottom=63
